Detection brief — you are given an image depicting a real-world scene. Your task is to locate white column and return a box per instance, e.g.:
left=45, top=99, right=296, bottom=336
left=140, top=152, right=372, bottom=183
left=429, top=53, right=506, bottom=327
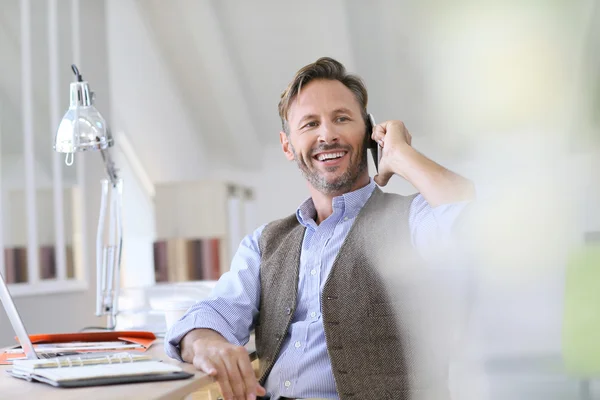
left=242, top=188, right=257, bottom=237
left=49, top=0, right=67, bottom=281
left=227, top=185, right=242, bottom=262
left=20, top=0, right=39, bottom=284
left=0, top=111, right=4, bottom=279
left=71, top=0, right=88, bottom=283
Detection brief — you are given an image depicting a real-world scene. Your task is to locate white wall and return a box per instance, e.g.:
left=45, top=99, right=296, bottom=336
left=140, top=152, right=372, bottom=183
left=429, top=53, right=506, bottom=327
left=105, top=0, right=208, bottom=184
left=112, top=143, right=156, bottom=289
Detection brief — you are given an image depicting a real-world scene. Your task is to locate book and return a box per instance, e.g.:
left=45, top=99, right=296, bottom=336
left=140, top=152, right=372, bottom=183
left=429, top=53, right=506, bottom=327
left=153, top=238, right=221, bottom=282
left=153, top=241, right=169, bottom=282
left=201, top=238, right=221, bottom=279
left=8, top=352, right=193, bottom=388
left=39, top=245, right=56, bottom=280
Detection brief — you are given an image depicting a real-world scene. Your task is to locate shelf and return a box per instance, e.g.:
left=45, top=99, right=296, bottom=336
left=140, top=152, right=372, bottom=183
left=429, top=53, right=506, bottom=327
left=7, top=280, right=88, bottom=298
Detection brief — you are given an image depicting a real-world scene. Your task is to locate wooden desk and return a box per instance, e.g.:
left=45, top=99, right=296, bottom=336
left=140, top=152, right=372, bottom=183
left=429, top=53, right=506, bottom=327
left=0, top=340, right=216, bottom=400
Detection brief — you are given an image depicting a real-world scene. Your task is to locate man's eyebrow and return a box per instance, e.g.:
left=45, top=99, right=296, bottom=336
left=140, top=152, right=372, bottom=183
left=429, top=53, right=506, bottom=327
left=297, top=114, right=318, bottom=127
left=332, top=107, right=354, bottom=115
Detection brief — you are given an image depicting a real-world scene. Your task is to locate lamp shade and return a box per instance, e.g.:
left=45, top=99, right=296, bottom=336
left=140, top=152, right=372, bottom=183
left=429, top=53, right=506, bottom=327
left=54, top=80, right=113, bottom=153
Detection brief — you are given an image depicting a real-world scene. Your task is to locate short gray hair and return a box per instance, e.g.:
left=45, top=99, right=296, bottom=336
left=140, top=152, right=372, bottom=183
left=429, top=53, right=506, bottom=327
left=278, top=57, right=368, bottom=133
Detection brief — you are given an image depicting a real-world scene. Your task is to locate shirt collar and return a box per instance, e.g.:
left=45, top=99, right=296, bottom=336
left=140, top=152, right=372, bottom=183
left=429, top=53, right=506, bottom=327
left=296, top=179, right=377, bottom=226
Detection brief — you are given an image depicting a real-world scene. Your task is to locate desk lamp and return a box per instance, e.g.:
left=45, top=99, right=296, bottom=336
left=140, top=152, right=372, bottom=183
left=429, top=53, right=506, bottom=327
left=54, top=64, right=123, bottom=329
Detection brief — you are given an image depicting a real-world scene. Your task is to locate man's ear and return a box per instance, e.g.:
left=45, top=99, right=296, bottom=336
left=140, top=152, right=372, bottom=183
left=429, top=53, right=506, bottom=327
left=280, top=131, right=295, bottom=161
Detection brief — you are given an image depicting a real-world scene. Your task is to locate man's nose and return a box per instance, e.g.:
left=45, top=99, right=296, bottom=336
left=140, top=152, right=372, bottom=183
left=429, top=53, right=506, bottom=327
left=318, top=122, right=339, bottom=143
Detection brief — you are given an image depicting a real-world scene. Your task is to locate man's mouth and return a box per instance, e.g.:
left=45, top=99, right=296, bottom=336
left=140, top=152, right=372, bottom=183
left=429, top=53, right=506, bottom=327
left=314, top=151, right=347, bottom=162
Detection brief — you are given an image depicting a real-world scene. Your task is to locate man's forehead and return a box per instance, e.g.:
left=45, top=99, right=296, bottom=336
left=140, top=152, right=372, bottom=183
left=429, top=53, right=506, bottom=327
left=288, top=81, right=361, bottom=122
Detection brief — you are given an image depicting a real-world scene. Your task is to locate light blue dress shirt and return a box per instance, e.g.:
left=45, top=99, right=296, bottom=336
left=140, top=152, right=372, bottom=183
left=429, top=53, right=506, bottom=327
left=165, top=179, right=468, bottom=399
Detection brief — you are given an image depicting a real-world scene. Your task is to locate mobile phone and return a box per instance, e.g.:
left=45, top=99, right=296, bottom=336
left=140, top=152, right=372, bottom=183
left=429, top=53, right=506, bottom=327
left=366, top=113, right=382, bottom=172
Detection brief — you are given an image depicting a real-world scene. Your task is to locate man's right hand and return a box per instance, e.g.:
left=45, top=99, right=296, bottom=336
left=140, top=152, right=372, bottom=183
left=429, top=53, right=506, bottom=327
left=180, top=329, right=266, bottom=400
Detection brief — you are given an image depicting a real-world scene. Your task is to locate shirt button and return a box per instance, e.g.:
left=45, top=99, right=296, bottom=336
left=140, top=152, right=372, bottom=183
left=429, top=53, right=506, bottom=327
left=344, top=216, right=349, bottom=221
left=284, top=380, right=291, bottom=388
left=294, top=341, right=301, bottom=348
left=310, top=269, right=317, bottom=276
left=310, top=311, right=317, bottom=318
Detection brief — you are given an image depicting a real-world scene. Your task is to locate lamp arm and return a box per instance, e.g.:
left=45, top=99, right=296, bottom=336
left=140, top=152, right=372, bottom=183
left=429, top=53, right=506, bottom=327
left=100, top=144, right=119, bottom=185
left=96, top=147, right=123, bottom=330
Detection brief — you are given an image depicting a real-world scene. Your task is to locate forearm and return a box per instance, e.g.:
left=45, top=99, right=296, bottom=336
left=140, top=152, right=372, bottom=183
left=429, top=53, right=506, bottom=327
left=180, top=328, right=229, bottom=363
left=392, top=144, right=475, bottom=207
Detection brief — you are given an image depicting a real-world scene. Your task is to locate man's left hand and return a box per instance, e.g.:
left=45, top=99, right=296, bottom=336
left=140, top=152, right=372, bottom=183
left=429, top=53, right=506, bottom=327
left=371, top=120, right=413, bottom=186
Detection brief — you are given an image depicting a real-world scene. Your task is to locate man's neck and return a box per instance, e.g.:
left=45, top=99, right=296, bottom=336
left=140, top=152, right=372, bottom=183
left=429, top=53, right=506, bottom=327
left=308, top=174, right=370, bottom=225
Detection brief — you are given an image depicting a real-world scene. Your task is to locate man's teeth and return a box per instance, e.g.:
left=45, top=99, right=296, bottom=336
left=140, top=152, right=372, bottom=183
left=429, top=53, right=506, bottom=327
left=317, top=152, right=345, bottom=161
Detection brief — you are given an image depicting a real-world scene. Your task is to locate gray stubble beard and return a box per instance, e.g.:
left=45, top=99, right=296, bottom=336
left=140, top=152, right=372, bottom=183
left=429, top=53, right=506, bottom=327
left=291, top=138, right=368, bottom=195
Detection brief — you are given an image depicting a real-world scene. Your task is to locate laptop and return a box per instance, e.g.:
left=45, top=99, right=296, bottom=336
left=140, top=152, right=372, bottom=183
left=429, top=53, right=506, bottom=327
left=0, top=271, right=76, bottom=360
left=1, top=272, right=195, bottom=388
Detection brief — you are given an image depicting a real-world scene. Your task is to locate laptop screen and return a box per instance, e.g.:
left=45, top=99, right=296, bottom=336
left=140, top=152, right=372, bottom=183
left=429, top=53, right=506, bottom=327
left=0, top=272, right=38, bottom=360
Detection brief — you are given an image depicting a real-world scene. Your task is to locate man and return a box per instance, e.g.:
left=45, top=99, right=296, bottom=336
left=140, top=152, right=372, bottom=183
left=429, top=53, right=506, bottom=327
left=165, top=57, right=474, bottom=400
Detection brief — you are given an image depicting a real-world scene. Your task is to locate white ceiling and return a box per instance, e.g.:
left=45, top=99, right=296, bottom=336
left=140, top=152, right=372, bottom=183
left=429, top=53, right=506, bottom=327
left=138, top=0, right=428, bottom=148
left=0, top=0, right=598, bottom=176
left=136, top=0, right=600, bottom=163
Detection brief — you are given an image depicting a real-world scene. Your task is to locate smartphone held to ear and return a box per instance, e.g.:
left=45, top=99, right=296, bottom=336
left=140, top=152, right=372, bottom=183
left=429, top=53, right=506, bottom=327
left=366, top=113, right=382, bottom=172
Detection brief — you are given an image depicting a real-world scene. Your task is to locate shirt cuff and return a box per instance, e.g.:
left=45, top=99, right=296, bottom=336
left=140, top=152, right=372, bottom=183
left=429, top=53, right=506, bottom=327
left=164, top=311, right=247, bottom=361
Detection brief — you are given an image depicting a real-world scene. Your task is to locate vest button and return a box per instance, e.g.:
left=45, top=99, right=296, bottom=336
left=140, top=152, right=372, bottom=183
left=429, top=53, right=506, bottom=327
left=286, top=307, right=291, bottom=315
left=275, top=334, right=281, bottom=341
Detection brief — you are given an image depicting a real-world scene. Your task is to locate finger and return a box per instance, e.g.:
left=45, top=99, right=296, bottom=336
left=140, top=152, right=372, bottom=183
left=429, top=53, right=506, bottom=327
left=378, top=120, right=402, bottom=131
left=372, top=124, right=386, bottom=143
left=256, top=384, right=267, bottom=396
left=222, top=355, right=246, bottom=400
left=211, top=358, right=235, bottom=400
left=236, top=356, right=260, bottom=399
left=374, top=171, right=393, bottom=187
left=192, top=355, right=218, bottom=376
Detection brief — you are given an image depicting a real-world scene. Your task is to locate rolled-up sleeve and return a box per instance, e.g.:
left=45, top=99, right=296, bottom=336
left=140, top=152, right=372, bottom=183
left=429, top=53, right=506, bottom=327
left=164, top=224, right=265, bottom=361
left=409, top=194, right=471, bottom=260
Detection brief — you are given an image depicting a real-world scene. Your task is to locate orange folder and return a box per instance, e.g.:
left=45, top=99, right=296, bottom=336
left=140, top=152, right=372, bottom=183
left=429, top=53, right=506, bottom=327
left=0, top=331, right=156, bottom=365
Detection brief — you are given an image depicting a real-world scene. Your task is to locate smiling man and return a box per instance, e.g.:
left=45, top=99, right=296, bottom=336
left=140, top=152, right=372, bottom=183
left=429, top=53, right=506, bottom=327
left=165, top=57, right=475, bottom=400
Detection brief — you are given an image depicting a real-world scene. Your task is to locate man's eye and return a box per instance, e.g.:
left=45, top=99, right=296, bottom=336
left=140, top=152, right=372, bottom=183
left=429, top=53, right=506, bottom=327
left=303, top=121, right=318, bottom=128
left=336, top=116, right=349, bottom=122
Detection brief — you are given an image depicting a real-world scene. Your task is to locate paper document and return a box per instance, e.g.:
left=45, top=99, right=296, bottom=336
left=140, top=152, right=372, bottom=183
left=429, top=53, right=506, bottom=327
left=5, top=341, right=143, bottom=354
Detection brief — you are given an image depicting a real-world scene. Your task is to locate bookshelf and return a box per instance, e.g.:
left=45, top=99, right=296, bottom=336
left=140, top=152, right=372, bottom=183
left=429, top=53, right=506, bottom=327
left=153, top=181, right=254, bottom=282
left=0, top=186, right=87, bottom=296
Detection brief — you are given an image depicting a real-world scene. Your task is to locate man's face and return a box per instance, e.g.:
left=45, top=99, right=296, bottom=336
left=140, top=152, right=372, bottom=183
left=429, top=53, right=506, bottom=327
left=281, top=79, right=369, bottom=195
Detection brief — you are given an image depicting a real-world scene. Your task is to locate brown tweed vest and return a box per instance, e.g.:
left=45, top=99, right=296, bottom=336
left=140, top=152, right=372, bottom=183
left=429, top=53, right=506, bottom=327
left=255, top=188, right=451, bottom=399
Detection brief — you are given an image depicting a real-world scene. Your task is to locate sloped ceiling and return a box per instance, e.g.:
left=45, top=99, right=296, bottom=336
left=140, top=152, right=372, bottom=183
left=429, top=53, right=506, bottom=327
left=137, top=0, right=423, bottom=149
left=136, top=0, right=599, bottom=166
left=1, top=0, right=597, bottom=181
